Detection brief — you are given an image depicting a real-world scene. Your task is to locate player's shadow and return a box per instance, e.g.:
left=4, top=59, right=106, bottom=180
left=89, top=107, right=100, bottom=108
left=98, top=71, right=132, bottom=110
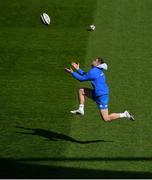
left=16, top=126, right=111, bottom=144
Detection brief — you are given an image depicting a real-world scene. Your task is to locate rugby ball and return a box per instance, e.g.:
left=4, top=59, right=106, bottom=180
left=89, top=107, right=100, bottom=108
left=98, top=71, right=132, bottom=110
left=90, top=24, right=96, bottom=31
left=40, top=13, right=51, bottom=25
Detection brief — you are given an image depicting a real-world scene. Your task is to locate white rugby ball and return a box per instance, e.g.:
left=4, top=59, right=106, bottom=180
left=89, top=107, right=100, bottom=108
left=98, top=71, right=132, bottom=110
left=40, top=13, right=51, bottom=25
left=90, top=24, right=96, bottom=31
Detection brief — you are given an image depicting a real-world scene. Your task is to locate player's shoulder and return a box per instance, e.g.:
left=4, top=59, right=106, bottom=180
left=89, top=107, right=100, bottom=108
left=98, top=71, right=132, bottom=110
left=92, top=66, right=103, bottom=73
left=88, top=66, right=101, bottom=75
left=89, top=66, right=98, bottom=72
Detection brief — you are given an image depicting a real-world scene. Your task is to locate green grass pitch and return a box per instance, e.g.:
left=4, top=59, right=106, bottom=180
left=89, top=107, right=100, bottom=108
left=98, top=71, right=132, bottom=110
left=0, top=0, right=152, bottom=178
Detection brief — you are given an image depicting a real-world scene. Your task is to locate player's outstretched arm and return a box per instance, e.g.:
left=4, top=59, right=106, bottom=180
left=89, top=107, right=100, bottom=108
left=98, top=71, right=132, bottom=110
left=64, top=66, right=87, bottom=81
left=65, top=65, right=98, bottom=82
left=71, top=62, right=85, bottom=75
left=72, top=68, right=98, bottom=82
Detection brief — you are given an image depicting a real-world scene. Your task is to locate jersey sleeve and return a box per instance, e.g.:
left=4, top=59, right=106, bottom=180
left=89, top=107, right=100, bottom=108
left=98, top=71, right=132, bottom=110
left=77, top=68, right=86, bottom=75
left=72, top=68, right=99, bottom=82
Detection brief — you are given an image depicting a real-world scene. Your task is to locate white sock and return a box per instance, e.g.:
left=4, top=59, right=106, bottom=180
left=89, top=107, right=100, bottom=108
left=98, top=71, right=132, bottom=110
left=79, top=104, right=84, bottom=111
left=119, top=112, right=127, bottom=118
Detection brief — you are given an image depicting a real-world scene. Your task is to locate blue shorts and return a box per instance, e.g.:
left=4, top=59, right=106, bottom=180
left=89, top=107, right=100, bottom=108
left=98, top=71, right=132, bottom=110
left=92, top=91, right=109, bottom=110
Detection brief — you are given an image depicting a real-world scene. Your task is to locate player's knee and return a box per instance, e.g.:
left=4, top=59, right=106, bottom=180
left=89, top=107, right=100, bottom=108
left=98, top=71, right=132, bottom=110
left=78, top=88, right=84, bottom=94
left=102, top=115, right=110, bottom=122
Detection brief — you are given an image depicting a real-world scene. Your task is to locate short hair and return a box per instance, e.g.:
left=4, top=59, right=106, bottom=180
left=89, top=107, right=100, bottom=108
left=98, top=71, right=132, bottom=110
left=96, top=57, right=104, bottom=64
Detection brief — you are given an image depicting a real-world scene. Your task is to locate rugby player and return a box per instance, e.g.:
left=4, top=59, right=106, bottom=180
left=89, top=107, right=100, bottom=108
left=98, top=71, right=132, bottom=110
left=65, top=57, right=134, bottom=122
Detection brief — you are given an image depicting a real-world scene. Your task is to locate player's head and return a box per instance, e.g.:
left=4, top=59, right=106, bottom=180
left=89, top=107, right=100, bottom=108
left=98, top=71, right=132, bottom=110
left=91, top=57, right=104, bottom=67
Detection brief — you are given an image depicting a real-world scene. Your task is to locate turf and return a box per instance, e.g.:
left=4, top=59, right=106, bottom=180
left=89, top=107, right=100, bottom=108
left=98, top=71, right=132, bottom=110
left=0, top=0, right=152, bottom=178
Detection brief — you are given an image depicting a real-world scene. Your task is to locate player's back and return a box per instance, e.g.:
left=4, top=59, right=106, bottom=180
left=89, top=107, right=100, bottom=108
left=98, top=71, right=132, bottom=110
left=90, top=67, right=109, bottom=96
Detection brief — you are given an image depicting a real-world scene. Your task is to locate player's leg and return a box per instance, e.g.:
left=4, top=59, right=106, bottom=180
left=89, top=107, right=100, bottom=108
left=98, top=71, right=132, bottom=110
left=70, top=88, right=93, bottom=115
left=99, top=109, right=121, bottom=122
left=78, top=87, right=93, bottom=106
left=100, top=109, right=134, bottom=122
left=97, top=95, right=134, bottom=122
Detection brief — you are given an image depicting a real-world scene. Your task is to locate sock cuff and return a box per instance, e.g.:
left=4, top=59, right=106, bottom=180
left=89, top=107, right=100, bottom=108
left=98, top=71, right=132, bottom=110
left=79, top=104, right=84, bottom=107
left=120, top=112, right=126, bottom=118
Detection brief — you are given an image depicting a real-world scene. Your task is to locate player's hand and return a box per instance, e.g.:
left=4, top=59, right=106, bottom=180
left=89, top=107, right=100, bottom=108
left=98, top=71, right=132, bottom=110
left=71, top=62, right=79, bottom=70
left=64, top=67, right=73, bottom=74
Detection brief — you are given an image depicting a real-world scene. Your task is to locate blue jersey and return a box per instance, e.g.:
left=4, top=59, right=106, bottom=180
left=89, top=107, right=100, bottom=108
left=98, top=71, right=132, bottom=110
left=72, top=66, right=109, bottom=96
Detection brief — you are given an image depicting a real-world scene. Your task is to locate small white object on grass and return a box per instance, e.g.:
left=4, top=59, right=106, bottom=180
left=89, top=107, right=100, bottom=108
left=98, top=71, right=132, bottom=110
left=40, top=13, right=51, bottom=25
left=90, top=24, right=96, bottom=31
